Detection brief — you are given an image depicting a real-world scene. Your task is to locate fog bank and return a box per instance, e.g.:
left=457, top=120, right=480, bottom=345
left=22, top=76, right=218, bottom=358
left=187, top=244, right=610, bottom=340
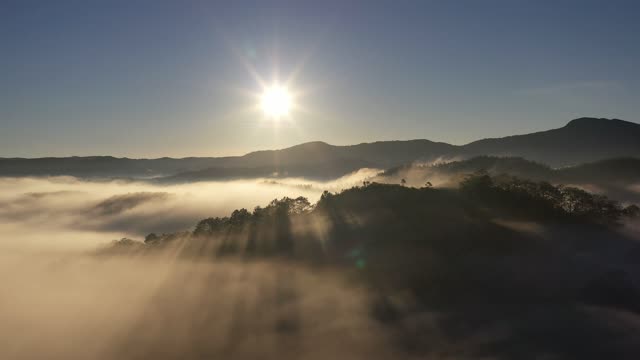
left=0, top=171, right=378, bottom=252
left=0, top=253, right=398, bottom=360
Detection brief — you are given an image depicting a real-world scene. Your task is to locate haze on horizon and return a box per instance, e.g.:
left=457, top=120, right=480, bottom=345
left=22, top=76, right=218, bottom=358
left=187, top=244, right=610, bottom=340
left=2, top=0, right=640, bottom=158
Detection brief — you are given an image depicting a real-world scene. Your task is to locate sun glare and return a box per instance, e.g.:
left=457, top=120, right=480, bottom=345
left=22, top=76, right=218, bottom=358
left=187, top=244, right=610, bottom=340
left=260, top=85, right=292, bottom=119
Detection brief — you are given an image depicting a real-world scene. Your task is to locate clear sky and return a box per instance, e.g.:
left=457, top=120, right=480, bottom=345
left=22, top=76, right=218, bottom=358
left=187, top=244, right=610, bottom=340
left=2, top=0, right=639, bottom=158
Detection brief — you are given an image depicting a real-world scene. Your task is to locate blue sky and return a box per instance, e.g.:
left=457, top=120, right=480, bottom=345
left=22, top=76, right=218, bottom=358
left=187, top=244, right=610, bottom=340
left=2, top=0, right=639, bottom=157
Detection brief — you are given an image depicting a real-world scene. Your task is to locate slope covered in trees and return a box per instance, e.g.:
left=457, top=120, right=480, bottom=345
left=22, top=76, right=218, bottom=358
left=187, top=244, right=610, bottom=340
left=105, top=175, right=640, bottom=357
left=379, top=156, right=640, bottom=192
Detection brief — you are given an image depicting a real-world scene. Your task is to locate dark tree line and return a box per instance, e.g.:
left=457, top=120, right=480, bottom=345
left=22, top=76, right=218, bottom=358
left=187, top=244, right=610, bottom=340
left=459, top=171, right=639, bottom=223
left=114, top=173, right=639, bottom=257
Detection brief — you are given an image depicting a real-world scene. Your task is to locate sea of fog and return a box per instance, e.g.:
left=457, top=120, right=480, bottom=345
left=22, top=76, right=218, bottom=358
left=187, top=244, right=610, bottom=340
left=0, top=169, right=379, bottom=252
left=0, top=170, right=402, bottom=359
left=2, top=170, right=640, bottom=359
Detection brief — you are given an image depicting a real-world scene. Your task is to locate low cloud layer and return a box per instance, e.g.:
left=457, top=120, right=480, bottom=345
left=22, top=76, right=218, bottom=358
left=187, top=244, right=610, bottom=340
left=2, top=171, right=640, bottom=359
left=0, top=254, right=399, bottom=360
left=0, top=171, right=402, bottom=359
left=0, top=171, right=380, bottom=252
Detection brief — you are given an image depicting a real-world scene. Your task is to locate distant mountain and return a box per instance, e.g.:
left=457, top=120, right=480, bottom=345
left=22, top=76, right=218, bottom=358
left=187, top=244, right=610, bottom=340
left=1, top=117, right=638, bottom=180
left=0, top=156, right=230, bottom=178
left=381, top=156, right=640, bottom=185
left=157, top=140, right=455, bottom=181
left=556, top=157, right=640, bottom=183
left=377, top=156, right=640, bottom=203
left=158, top=159, right=374, bottom=183
left=430, top=156, right=553, bottom=180
left=461, top=117, right=640, bottom=166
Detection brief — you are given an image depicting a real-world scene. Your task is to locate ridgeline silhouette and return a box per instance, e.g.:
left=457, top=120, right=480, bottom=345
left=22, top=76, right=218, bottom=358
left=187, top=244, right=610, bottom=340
left=2, top=117, right=639, bottom=180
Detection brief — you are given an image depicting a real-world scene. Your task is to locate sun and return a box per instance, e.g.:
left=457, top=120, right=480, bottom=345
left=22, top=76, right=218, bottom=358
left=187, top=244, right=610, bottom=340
left=260, top=85, right=292, bottom=119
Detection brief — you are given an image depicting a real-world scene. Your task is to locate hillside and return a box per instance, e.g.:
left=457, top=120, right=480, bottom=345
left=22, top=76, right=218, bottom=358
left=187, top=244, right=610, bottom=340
left=462, top=117, right=640, bottom=166
left=106, top=176, right=640, bottom=358
left=379, top=156, right=640, bottom=189
left=1, top=117, right=639, bottom=180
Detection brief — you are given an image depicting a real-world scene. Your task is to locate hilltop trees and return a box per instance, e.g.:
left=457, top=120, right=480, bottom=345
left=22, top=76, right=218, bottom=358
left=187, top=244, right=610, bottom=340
left=122, top=173, right=637, bottom=260
left=460, top=172, right=630, bottom=223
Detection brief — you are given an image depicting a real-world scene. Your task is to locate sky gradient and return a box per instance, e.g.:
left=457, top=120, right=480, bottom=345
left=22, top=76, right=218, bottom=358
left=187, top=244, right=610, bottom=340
left=2, top=0, right=640, bottom=158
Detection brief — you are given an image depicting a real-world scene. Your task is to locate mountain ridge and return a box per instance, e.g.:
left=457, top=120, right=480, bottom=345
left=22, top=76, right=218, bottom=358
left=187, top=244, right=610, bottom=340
left=1, top=117, right=638, bottom=179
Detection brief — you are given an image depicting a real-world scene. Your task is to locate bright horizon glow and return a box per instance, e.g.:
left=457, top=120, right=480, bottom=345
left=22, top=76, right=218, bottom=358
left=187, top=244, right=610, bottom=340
left=260, top=85, right=292, bottom=119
